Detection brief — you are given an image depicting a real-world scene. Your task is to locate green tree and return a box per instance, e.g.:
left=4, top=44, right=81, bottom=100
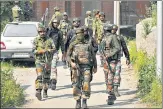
left=0, top=1, right=14, bottom=32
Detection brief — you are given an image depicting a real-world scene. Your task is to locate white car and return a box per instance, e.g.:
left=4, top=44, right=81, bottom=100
left=0, top=21, right=39, bottom=61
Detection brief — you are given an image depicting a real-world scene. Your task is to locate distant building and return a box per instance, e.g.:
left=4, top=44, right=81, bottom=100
left=31, top=1, right=150, bottom=25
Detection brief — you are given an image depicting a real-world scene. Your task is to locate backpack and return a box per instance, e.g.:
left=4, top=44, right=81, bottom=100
left=73, top=43, right=92, bottom=65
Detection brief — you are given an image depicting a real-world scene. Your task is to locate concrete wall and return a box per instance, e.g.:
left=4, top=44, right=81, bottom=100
left=136, top=18, right=157, bottom=57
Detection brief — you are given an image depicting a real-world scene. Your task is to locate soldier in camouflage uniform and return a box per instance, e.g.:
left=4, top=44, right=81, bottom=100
left=48, top=7, right=62, bottom=28
left=12, top=1, right=23, bottom=21
left=67, top=28, right=97, bottom=108
left=95, top=12, right=110, bottom=67
left=92, top=9, right=100, bottom=41
left=58, top=12, right=72, bottom=68
left=32, top=23, right=55, bottom=100
left=111, top=24, right=130, bottom=97
left=47, top=19, right=64, bottom=90
left=84, top=11, right=93, bottom=37
left=65, top=18, right=81, bottom=54
left=101, top=24, right=120, bottom=105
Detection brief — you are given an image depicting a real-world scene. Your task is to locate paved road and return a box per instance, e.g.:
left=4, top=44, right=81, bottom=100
left=13, top=53, right=147, bottom=108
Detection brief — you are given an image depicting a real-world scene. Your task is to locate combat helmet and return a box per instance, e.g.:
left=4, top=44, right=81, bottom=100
left=63, top=12, right=68, bottom=16
left=52, top=19, right=59, bottom=23
left=73, top=18, right=80, bottom=22
left=112, top=24, right=118, bottom=30
left=103, top=24, right=112, bottom=31
left=86, top=11, right=91, bottom=15
left=99, top=12, right=105, bottom=17
left=54, top=6, right=60, bottom=11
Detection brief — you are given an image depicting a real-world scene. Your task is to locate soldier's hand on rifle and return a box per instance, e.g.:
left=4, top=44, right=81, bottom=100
left=126, top=58, right=130, bottom=65
left=70, top=61, right=76, bottom=69
left=37, top=49, right=46, bottom=54
left=93, top=67, right=97, bottom=74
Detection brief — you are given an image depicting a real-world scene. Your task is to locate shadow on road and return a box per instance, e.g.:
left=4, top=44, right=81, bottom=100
left=89, top=97, right=140, bottom=108
left=21, top=85, right=31, bottom=90
left=56, top=84, right=72, bottom=91
left=46, top=93, right=73, bottom=100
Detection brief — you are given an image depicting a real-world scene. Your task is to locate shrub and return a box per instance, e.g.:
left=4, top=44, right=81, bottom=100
left=142, top=19, right=152, bottom=38
left=137, top=56, right=156, bottom=97
left=142, top=78, right=162, bottom=107
left=128, top=40, right=137, bottom=64
left=1, top=62, right=25, bottom=108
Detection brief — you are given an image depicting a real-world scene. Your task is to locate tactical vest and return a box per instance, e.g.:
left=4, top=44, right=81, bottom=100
left=49, top=29, right=60, bottom=50
left=73, top=43, right=92, bottom=65
left=35, top=37, right=53, bottom=62
left=103, top=33, right=118, bottom=60
left=60, top=20, right=69, bottom=41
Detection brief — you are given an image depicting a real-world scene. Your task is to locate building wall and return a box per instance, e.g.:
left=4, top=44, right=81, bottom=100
left=32, top=1, right=150, bottom=26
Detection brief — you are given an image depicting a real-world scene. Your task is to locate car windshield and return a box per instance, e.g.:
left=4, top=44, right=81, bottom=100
left=3, top=24, right=38, bottom=37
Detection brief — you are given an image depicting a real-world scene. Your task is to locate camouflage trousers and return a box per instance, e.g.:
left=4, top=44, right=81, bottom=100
left=51, top=52, right=59, bottom=81
left=35, top=62, right=51, bottom=90
left=103, top=60, right=121, bottom=93
left=71, top=66, right=91, bottom=100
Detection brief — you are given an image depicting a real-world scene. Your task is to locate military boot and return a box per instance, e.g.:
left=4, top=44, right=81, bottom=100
left=43, top=90, right=48, bottom=98
left=107, top=92, right=116, bottom=105
left=75, top=99, right=81, bottom=108
left=51, top=79, right=57, bottom=90
left=35, top=89, right=42, bottom=101
left=114, top=86, right=120, bottom=97
left=82, top=99, right=87, bottom=109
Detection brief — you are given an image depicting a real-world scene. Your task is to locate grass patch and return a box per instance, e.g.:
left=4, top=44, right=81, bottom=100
left=128, top=40, right=162, bottom=108
left=1, top=62, right=25, bottom=108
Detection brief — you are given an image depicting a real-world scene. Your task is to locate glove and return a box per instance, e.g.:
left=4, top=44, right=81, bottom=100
left=37, top=49, right=46, bottom=54
left=126, top=59, right=130, bottom=65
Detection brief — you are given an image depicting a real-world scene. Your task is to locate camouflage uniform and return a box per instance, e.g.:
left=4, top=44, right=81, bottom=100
left=95, top=12, right=110, bottom=67
left=58, top=12, right=72, bottom=67
left=67, top=28, right=97, bottom=108
left=92, top=9, right=100, bottom=42
left=47, top=19, right=64, bottom=90
left=48, top=7, right=62, bottom=28
left=65, top=18, right=81, bottom=53
left=32, top=23, right=55, bottom=100
left=101, top=24, right=120, bottom=105
left=111, top=25, right=130, bottom=97
left=12, top=1, right=22, bottom=21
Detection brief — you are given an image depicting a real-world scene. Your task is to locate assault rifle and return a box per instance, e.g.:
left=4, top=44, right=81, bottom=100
left=101, top=44, right=112, bottom=71
left=71, top=54, right=81, bottom=76
left=41, top=8, right=48, bottom=30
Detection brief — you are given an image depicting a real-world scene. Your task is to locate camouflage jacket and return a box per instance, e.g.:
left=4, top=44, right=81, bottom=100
left=58, top=20, right=72, bottom=42
left=96, top=20, right=110, bottom=41
left=47, top=28, right=64, bottom=54
left=101, top=33, right=121, bottom=60
left=32, top=36, right=55, bottom=63
left=67, top=38, right=97, bottom=69
left=85, top=16, right=93, bottom=29
left=116, top=35, right=130, bottom=60
left=12, top=5, right=22, bottom=18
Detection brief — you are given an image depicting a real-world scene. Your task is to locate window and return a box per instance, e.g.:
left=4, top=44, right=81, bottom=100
left=4, top=24, right=38, bottom=37
left=65, top=1, right=71, bottom=17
